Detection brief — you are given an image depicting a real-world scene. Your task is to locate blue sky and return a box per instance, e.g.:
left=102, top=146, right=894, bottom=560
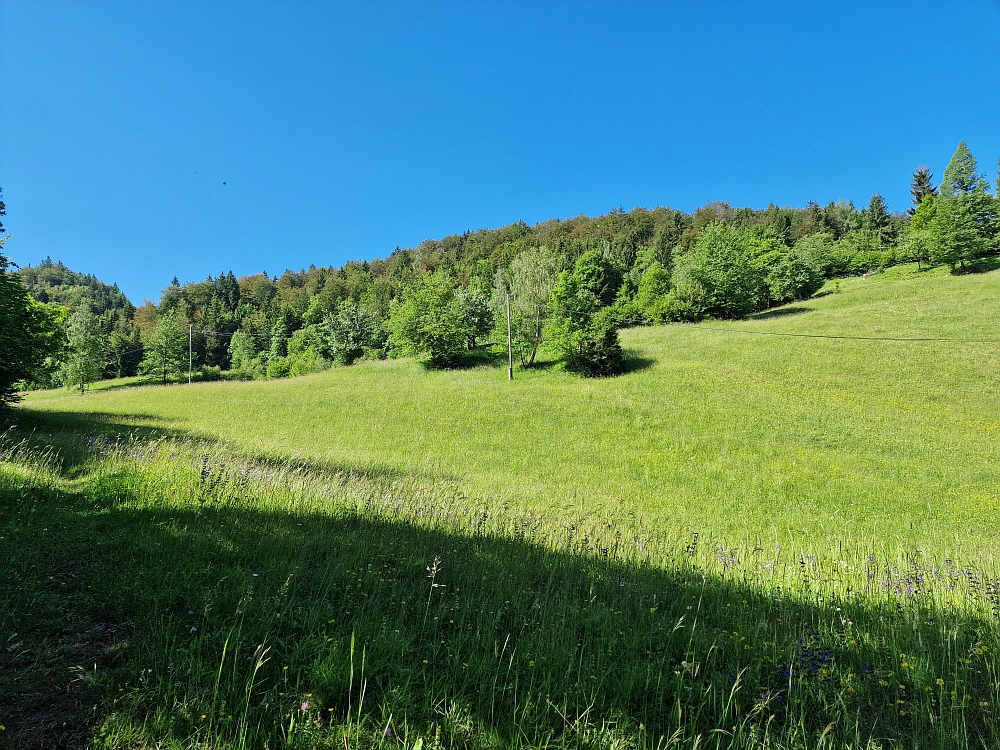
left=2, top=1, right=999, bottom=304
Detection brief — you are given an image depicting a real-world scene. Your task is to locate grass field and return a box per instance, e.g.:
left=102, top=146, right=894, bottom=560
left=4, top=264, right=1000, bottom=749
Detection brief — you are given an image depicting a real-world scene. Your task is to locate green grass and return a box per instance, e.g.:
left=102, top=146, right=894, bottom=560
left=3, top=264, right=1000, bottom=749
left=22, top=264, right=1000, bottom=557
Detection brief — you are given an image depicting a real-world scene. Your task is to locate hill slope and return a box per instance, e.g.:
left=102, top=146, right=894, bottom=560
left=22, top=263, right=1000, bottom=558
left=17, top=257, right=134, bottom=313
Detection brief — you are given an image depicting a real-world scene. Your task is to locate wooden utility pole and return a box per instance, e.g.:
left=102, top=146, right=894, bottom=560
left=188, top=325, right=193, bottom=384
left=506, top=293, right=513, bottom=381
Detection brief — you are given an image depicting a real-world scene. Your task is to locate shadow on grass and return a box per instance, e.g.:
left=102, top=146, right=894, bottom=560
left=5, top=407, right=452, bottom=485
left=954, top=254, right=1000, bottom=275
left=2, top=417, right=998, bottom=749
left=619, top=352, right=656, bottom=375
left=746, top=306, right=812, bottom=321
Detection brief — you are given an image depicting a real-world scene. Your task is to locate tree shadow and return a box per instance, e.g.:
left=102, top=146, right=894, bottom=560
left=953, top=254, right=1000, bottom=275
left=619, top=352, right=656, bottom=375
left=2, top=418, right=997, bottom=749
left=745, top=306, right=812, bottom=321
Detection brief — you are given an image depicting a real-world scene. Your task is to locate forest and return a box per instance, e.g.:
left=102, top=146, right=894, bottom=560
left=6, top=141, right=1000, bottom=394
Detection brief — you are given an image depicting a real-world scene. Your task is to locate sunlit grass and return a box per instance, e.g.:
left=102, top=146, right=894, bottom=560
left=22, top=264, right=1000, bottom=559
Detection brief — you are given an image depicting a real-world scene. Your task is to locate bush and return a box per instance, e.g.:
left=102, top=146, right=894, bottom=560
left=288, top=349, right=330, bottom=377
left=266, top=356, right=292, bottom=379
left=197, top=365, right=222, bottom=382
left=765, top=246, right=825, bottom=303
left=646, top=280, right=707, bottom=323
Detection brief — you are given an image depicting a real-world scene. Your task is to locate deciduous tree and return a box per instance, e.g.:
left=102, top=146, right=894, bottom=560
left=387, top=273, right=469, bottom=368
left=493, top=247, right=560, bottom=366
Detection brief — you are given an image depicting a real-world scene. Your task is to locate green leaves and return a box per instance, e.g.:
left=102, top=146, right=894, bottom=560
left=60, top=308, right=105, bottom=392
left=941, top=141, right=988, bottom=198
left=139, top=309, right=189, bottom=384
left=672, top=223, right=768, bottom=319
left=386, top=274, right=474, bottom=369
left=545, top=253, right=624, bottom=377
left=0, top=246, right=66, bottom=405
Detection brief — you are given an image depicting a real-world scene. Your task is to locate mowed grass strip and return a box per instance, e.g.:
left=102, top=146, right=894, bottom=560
left=22, top=264, right=1000, bottom=559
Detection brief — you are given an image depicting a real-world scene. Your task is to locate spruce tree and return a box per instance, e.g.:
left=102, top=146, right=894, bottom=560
left=908, top=166, right=938, bottom=215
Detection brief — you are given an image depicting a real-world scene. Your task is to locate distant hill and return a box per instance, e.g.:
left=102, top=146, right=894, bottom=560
left=17, top=257, right=134, bottom=314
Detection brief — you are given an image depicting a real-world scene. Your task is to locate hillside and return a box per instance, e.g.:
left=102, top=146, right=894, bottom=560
left=17, top=257, right=134, bottom=314
left=23, top=263, right=1000, bottom=557
left=7, top=263, right=1000, bottom=749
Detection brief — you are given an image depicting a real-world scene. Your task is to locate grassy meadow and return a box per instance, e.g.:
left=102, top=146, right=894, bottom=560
left=4, top=264, right=1000, bottom=749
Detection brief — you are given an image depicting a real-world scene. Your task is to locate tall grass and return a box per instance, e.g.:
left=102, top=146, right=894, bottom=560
left=2, top=428, right=998, bottom=749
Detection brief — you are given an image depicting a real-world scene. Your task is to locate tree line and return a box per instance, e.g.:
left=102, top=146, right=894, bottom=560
left=2, top=141, right=999, bottom=399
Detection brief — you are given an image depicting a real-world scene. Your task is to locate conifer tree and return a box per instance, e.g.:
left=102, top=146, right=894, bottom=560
left=908, top=166, right=938, bottom=215
left=941, top=141, right=987, bottom=197
left=139, top=309, right=188, bottom=384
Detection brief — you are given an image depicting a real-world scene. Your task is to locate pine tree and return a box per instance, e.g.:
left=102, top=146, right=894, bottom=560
left=908, top=166, right=938, bottom=215
left=61, top=308, right=105, bottom=392
left=941, top=141, right=987, bottom=197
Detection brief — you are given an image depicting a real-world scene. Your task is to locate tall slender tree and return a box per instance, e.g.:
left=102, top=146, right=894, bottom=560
left=862, top=194, right=891, bottom=233
left=61, top=308, right=105, bottom=392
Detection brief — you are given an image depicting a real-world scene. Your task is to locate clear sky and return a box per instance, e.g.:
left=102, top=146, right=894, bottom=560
left=2, top=1, right=999, bottom=304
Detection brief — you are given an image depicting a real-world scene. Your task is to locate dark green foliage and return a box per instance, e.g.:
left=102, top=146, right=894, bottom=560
left=20, top=144, right=999, bottom=386
left=60, top=308, right=105, bottom=392
left=546, top=255, right=624, bottom=377
left=228, top=330, right=259, bottom=372
left=941, top=141, right=987, bottom=197
left=570, top=250, right=623, bottom=307
left=319, top=301, right=379, bottom=365
left=455, top=282, right=493, bottom=350
left=910, top=144, right=999, bottom=270
left=765, top=245, right=826, bottom=303
left=17, top=257, right=133, bottom=315
left=672, top=223, right=768, bottom=319
left=139, top=309, right=188, bottom=384
left=861, top=193, right=895, bottom=245
left=634, top=261, right=672, bottom=319
left=106, top=322, right=143, bottom=378
left=909, top=165, right=938, bottom=214
left=0, top=247, right=65, bottom=405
